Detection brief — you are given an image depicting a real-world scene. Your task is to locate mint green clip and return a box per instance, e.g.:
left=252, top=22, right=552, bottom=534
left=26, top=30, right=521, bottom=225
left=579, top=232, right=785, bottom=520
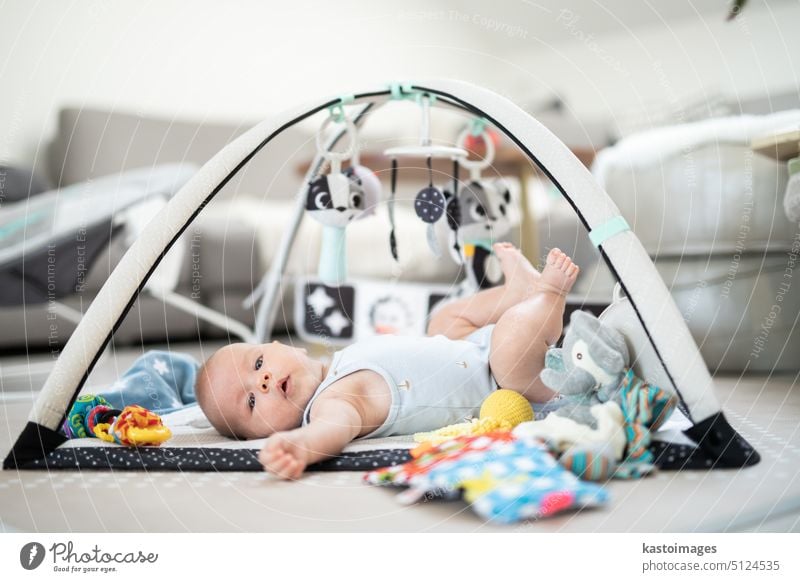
left=389, top=82, right=414, bottom=100
left=588, top=216, right=631, bottom=248
left=328, top=94, right=355, bottom=122
left=388, top=82, right=436, bottom=104
left=415, top=91, right=436, bottom=105
left=470, top=117, right=489, bottom=137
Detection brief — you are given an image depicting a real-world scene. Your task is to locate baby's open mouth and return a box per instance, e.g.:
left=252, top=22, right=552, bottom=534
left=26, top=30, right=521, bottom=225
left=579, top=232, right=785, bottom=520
left=280, top=377, right=290, bottom=396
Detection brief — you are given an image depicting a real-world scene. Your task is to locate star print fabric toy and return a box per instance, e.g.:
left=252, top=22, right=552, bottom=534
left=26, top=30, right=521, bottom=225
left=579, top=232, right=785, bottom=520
left=61, top=350, right=201, bottom=440
left=98, top=350, right=201, bottom=415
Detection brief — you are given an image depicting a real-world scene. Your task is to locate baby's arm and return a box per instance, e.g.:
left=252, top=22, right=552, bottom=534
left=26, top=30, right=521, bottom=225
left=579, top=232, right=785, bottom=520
left=259, top=397, right=364, bottom=479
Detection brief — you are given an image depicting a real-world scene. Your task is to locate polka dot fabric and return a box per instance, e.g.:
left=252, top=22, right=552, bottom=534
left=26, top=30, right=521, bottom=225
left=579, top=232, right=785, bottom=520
left=22, top=447, right=411, bottom=472
left=414, top=187, right=445, bottom=223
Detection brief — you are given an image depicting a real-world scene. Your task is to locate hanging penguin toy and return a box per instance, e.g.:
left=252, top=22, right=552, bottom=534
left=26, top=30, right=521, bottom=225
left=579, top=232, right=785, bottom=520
left=306, top=114, right=380, bottom=286
left=449, top=122, right=513, bottom=290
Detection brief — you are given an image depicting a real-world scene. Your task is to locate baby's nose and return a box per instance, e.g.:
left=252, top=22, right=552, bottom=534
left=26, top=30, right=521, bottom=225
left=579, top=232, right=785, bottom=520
left=260, top=372, right=271, bottom=392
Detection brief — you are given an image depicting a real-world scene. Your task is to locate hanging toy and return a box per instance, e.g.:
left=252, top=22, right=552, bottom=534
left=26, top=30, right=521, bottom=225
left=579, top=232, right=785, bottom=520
left=450, top=120, right=513, bottom=290
left=344, top=165, right=381, bottom=218
left=413, top=157, right=448, bottom=257
left=307, top=111, right=377, bottom=285
left=442, top=171, right=462, bottom=262
left=384, top=93, right=467, bottom=260
left=344, top=134, right=381, bottom=218
left=61, top=394, right=172, bottom=447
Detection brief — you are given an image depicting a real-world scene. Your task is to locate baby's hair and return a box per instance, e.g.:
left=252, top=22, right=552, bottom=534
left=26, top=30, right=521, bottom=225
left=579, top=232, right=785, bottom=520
left=195, top=351, right=242, bottom=440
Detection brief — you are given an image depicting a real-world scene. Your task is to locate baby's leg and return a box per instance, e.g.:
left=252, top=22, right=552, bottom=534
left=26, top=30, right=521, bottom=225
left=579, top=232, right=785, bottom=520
left=427, top=243, right=540, bottom=340
left=489, top=248, right=579, bottom=402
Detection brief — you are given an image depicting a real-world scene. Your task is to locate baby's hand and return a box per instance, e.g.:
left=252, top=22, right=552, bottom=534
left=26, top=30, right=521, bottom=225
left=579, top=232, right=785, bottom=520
left=259, top=432, right=309, bottom=480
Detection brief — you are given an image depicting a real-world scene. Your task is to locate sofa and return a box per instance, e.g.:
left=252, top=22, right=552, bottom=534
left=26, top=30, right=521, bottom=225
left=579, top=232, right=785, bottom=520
left=0, top=106, right=482, bottom=350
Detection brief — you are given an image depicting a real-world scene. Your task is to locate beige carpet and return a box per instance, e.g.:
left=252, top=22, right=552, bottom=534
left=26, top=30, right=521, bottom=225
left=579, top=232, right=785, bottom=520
left=1, top=342, right=798, bottom=532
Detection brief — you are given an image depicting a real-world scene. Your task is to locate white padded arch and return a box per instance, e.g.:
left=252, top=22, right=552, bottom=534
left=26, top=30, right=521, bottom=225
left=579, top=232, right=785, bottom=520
left=28, top=79, right=720, bottom=431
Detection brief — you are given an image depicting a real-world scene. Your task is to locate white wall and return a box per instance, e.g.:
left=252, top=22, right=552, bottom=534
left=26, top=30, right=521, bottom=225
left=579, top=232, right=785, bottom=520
left=0, top=0, right=511, bottom=168
left=1, top=0, right=799, bottom=169
left=493, top=0, right=800, bottom=134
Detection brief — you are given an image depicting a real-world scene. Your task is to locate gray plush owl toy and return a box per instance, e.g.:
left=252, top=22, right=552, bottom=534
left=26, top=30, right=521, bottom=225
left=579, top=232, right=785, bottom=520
left=541, top=310, right=630, bottom=428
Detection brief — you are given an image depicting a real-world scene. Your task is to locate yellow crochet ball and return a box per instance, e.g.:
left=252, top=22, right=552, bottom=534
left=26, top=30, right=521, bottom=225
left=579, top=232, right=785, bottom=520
left=480, top=389, right=533, bottom=427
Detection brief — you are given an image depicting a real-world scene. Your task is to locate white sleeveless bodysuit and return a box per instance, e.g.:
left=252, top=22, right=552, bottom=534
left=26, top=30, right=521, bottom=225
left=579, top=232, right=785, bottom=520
left=302, top=325, right=499, bottom=438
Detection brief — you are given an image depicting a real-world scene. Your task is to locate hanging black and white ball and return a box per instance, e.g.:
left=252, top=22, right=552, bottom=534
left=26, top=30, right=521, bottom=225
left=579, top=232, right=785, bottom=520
left=414, top=186, right=446, bottom=224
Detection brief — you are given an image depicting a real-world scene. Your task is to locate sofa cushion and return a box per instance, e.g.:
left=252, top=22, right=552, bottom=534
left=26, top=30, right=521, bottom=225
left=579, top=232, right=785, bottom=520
left=0, top=165, right=51, bottom=203
left=46, top=107, right=314, bottom=202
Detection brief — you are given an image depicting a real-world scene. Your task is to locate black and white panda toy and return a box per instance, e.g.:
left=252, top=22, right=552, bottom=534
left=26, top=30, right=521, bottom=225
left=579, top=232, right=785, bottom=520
left=445, top=179, right=513, bottom=290
left=305, top=167, right=371, bottom=226
left=305, top=165, right=380, bottom=285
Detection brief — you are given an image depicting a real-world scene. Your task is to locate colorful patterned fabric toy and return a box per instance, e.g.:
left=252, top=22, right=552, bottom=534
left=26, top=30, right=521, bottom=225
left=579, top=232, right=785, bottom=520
left=365, top=431, right=608, bottom=524
left=61, top=394, right=171, bottom=447
left=613, top=369, right=676, bottom=478
left=558, top=371, right=676, bottom=480
left=413, top=389, right=534, bottom=445
left=515, top=371, right=677, bottom=482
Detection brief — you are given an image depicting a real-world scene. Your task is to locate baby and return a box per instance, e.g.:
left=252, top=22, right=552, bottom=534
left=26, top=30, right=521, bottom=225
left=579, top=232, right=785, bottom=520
left=196, top=243, right=579, bottom=479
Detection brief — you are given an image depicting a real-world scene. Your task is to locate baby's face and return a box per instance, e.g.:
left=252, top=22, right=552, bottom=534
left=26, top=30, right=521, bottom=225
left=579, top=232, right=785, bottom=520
left=199, top=341, right=325, bottom=439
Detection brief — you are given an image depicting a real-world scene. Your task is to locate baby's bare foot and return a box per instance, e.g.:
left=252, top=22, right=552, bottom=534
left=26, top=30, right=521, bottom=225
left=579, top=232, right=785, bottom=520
left=539, top=248, right=579, bottom=296
left=493, top=242, right=540, bottom=298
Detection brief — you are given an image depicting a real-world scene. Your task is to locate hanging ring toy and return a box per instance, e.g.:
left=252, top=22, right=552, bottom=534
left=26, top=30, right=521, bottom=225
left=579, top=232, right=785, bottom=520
left=314, top=114, right=358, bottom=176
left=344, top=133, right=381, bottom=219
left=307, top=113, right=366, bottom=286
left=456, top=124, right=496, bottom=182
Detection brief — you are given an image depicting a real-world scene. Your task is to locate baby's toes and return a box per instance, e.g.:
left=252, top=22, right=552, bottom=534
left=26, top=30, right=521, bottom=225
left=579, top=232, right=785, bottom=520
left=566, top=263, right=579, bottom=278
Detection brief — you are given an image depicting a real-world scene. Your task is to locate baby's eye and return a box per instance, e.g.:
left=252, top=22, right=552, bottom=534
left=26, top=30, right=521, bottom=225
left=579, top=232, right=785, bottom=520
left=248, top=393, right=256, bottom=410
left=255, top=355, right=263, bottom=370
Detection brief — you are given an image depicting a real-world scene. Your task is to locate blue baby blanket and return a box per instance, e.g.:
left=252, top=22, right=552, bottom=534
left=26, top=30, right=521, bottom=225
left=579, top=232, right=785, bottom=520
left=99, top=350, right=200, bottom=414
